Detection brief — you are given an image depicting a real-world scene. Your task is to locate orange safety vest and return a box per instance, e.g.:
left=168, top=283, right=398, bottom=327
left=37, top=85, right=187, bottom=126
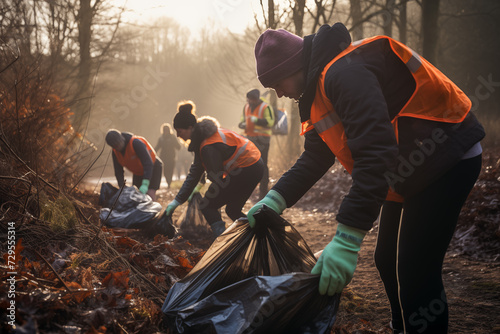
left=114, top=136, right=156, bottom=176
left=244, top=102, right=271, bottom=137
left=200, top=128, right=261, bottom=175
left=302, top=36, right=471, bottom=202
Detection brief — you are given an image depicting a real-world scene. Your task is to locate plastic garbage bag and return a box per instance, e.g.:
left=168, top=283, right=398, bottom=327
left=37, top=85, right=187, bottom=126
left=143, top=211, right=177, bottom=239
left=176, top=192, right=212, bottom=241
left=98, top=182, right=176, bottom=238
left=162, top=206, right=339, bottom=333
left=176, top=273, right=339, bottom=334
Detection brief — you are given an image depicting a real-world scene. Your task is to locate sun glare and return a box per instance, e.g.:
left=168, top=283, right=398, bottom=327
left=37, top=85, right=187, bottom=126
left=118, top=0, right=255, bottom=37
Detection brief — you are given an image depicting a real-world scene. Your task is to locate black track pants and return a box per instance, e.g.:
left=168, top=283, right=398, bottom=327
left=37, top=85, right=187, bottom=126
left=374, top=155, right=482, bottom=333
left=200, top=159, right=264, bottom=224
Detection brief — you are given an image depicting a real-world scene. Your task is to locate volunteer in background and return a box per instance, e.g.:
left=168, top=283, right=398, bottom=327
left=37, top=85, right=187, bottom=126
left=239, top=88, right=274, bottom=199
left=166, top=101, right=264, bottom=237
left=247, top=24, right=484, bottom=333
left=105, top=129, right=163, bottom=201
left=155, top=123, right=181, bottom=188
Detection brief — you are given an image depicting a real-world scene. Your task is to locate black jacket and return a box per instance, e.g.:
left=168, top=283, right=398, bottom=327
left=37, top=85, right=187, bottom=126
left=174, top=118, right=237, bottom=203
left=272, top=23, right=485, bottom=231
left=155, top=133, right=181, bottom=166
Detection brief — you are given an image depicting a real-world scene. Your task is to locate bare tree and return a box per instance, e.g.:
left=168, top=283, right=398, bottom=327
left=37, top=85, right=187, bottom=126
left=422, top=0, right=440, bottom=64
left=350, top=0, right=364, bottom=39
left=77, top=0, right=93, bottom=98
left=308, top=0, right=336, bottom=33
left=383, top=0, right=396, bottom=36
left=398, top=0, right=408, bottom=43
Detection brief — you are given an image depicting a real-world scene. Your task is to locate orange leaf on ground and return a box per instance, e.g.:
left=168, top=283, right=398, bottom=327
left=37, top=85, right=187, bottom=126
left=73, top=290, right=92, bottom=303
left=65, top=281, right=83, bottom=290
left=177, top=256, right=193, bottom=269
left=86, top=325, right=107, bottom=334
left=102, top=269, right=130, bottom=289
left=114, top=236, right=138, bottom=248
left=61, top=289, right=93, bottom=303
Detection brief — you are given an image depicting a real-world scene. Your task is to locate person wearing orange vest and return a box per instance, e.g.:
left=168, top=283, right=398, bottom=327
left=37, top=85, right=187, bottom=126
left=238, top=89, right=275, bottom=199
left=105, top=129, right=163, bottom=201
left=247, top=24, right=485, bottom=333
left=165, top=101, right=264, bottom=238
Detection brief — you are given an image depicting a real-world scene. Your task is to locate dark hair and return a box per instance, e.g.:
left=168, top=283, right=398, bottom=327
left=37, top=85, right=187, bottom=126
left=246, top=89, right=260, bottom=100
left=173, top=100, right=197, bottom=129
left=105, top=129, right=124, bottom=147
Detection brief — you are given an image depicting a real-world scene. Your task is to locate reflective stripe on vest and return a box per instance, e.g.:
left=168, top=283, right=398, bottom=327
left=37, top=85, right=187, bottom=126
left=225, top=139, right=250, bottom=172
left=245, top=102, right=271, bottom=136
left=306, top=36, right=472, bottom=202
left=200, top=128, right=261, bottom=173
left=114, top=136, right=156, bottom=176
left=313, top=111, right=341, bottom=134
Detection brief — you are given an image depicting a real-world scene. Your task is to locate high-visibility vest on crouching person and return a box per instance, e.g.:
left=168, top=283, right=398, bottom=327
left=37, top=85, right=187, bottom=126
left=200, top=128, right=261, bottom=177
left=301, top=36, right=471, bottom=202
left=113, top=136, right=157, bottom=176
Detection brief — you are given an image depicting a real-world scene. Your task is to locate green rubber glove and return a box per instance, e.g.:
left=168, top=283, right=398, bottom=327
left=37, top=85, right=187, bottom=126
left=311, top=223, right=367, bottom=296
left=247, top=190, right=287, bottom=228
left=139, top=179, right=150, bottom=194
left=165, top=199, right=180, bottom=216
left=188, top=183, right=204, bottom=202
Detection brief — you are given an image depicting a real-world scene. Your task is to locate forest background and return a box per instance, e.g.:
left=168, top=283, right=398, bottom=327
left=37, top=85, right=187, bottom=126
left=1, top=0, right=499, bottom=183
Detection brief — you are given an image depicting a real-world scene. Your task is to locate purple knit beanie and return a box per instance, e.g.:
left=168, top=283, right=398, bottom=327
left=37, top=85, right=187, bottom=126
left=254, top=29, right=304, bottom=88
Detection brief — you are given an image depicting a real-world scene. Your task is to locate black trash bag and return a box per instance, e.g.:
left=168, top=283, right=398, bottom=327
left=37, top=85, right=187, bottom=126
left=99, top=182, right=176, bottom=238
left=143, top=211, right=178, bottom=239
left=176, top=273, right=339, bottom=334
left=98, top=182, right=119, bottom=207
left=162, top=206, right=340, bottom=333
left=176, top=192, right=212, bottom=241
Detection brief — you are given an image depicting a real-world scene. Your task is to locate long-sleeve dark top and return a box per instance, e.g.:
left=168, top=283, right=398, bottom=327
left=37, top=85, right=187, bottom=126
left=155, top=133, right=181, bottom=166
left=112, top=132, right=154, bottom=187
left=174, top=143, right=236, bottom=203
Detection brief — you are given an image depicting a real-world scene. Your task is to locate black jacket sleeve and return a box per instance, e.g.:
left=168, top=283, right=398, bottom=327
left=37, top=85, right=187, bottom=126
left=112, top=153, right=125, bottom=187
left=175, top=152, right=204, bottom=203
left=132, top=138, right=154, bottom=180
left=325, top=63, right=399, bottom=231
left=200, top=143, right=227, bottom=185
left=272, top=129, right=336, bottom=206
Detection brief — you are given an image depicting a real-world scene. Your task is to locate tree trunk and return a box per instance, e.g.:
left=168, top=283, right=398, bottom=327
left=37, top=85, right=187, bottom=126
left=74, top=0, right=92, bottom=131
left=399, top=0, right=407, bottom=44
left=422, top=0, right=440, bottom=64
left=383, top=0, right=395, bottom=37
left=268, top=0, right=276, bottom=29
left=350, top=0, right=363, bottom=40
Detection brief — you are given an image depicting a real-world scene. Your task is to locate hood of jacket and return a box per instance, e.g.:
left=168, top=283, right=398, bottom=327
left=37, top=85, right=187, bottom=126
left=188, top=117, right=219, bottom=152
left=298, top=23, right=351, bottom=122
